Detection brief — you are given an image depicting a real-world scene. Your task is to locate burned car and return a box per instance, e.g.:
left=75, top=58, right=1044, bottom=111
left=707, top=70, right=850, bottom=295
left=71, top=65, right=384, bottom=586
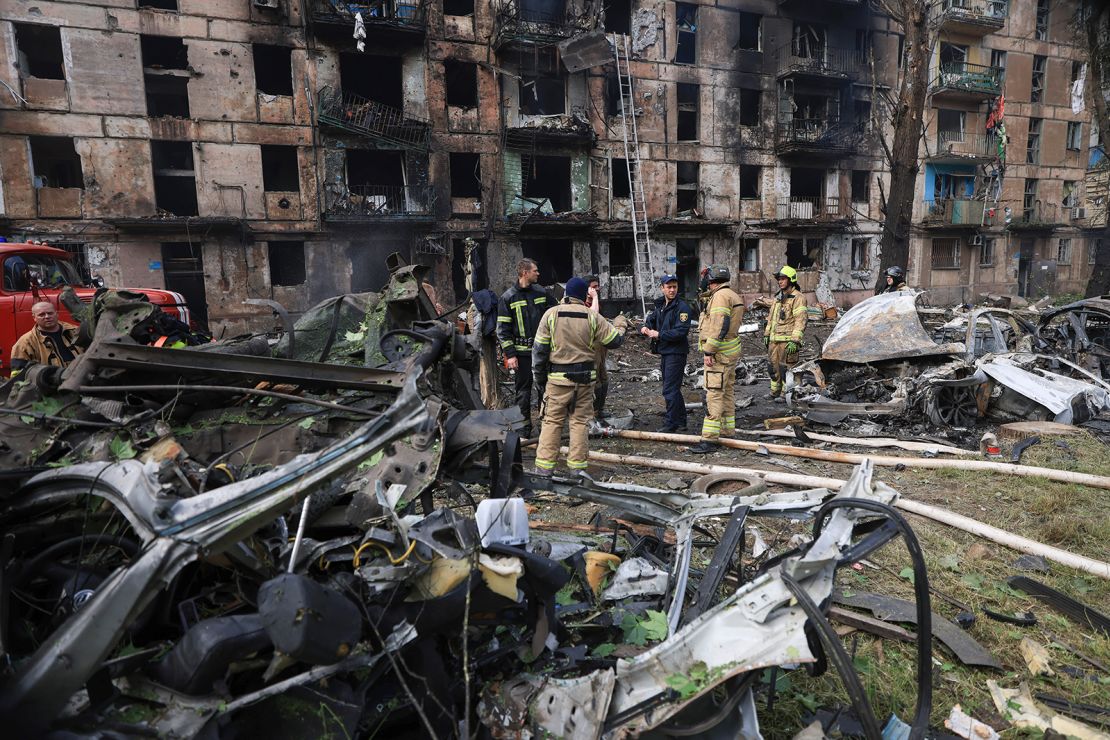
left=787, top=291, right=1110, bottom=428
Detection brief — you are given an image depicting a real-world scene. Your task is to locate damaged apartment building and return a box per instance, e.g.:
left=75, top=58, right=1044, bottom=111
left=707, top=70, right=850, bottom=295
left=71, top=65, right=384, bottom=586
left=0, top=0, right=1095, bottom=333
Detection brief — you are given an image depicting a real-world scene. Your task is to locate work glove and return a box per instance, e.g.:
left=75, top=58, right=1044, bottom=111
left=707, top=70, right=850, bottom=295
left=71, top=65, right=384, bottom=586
left=763, top=336, right=770, bottom=348
left=613, top=314, right=630, bottom=333
left=786, top=341, right=799, bottom=354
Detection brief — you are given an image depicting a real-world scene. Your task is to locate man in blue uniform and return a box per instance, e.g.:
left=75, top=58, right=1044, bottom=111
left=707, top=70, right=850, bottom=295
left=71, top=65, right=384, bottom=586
left=641, top=274, right=693, bottom=432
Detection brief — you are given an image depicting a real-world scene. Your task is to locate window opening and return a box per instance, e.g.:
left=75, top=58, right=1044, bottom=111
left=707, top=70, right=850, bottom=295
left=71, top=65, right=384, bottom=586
left=443, top=0, right=474, bottom=15
left=445, top=60, right=479, bottom=108
left=608, top=237, right=634, bottom=275
left=931, top=237, right=961, bottom=269
left=786, top=237, right=819, bottom=270
left=269, top=241, right=306, bottom=286
left=1031, top=55, right=1046, bottom=103
left=142, top=36, right=190, bottom=118
left=253, top=45, right=293, bottom=96
left=792, top=23, right=826, bottom=60
left=1023, top=178, right=1038, bottom=219
left=1035, top=0, right=1049, bottom=41
left=523, top=155, right=572, bottom=211
left=677, top=82, right=698, bottom=141
left=675, top=3, right=697, bottom=64
left=339, top=53, right=402, bottom=106
left=13, top=24, right=64, bottom=80
left=980, top=238, right=994, bottom=266
left=1066, top=121, right=1082, bottom=150
left=1026, top=118, right=1041, bottom=164
left=739, top=166, right=760, bottom=198
left=741, top=238, right=759, bottom=271
left=851, top=171, right=870, bottom=203
left=151, top=140, right=197, bottom=216
left=261, top=145, right=299, bottom=192
left=1057, top=238, right=1071, bottom=264
left=604, top=0, right=631, bottom=34
left=522, top=239, right=573, bottom=279
left=990, top=49, right=1006, bottom=83
left=161, top=242, right=207, bottom=328
left=606, top=71, right=622, bottom=116
left=519, top=75, right=566, bottom=115
left=1091, top=239, right=1101, bottom=265
left=937, top=109, right=966, bottom=139
left=675, top=238, right=700, bottom=297
left=1062, top=180, right=1077, bottom=208
left=676, top=161, right=698, bottom=212
left=738, top=88, right=760, bottom=126
left=851, top=238, right=869, bottom=270
left=29, top=137, right=83, bottom=189
left=736, top=12, right=760, bottom=51
left=139, top=0, right=178, bottom=9
left=611, top=158, right=631, bottom=198
left=790, top=167, right=823, bottom=198
left=450, top=152, right=482, bottom=198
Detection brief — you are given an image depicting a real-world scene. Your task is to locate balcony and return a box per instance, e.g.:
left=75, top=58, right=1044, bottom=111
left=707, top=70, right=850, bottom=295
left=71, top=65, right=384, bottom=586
left=317, top=87, right=430, bottom=150
left=921, top=198, right=988, bottom=228
left=776, top=43, right=862, bottom=82
left=930, top=62, right=1002, bottom=101
left=927, top=131, right=999, bottom=164
left=1011, top=202, right=1059, bottom=231
left=504, top=115, right=595, bottom=149
left=774, top=118, right=859, bottom=158
left=934, top=0, right=1007, bottom=36
left=493, top=1, right=593, bottom=51
left=774, top=196, right=852, bottom=224
left=323, top=184, right=436, bottom=222
left=311, top=0, right=425, bottom=37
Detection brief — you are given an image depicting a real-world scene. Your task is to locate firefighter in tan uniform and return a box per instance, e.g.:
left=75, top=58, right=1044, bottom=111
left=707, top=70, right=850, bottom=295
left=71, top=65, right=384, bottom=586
left=532, top=277, right=626, bottom=476
left=764, top=265, right=808, bottom=401
left=690, top=265, right=744, bottom=454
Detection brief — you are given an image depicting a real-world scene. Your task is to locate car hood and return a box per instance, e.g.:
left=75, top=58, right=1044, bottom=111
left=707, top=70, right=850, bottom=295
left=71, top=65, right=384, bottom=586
left=821, top=291, right=965, bottom=363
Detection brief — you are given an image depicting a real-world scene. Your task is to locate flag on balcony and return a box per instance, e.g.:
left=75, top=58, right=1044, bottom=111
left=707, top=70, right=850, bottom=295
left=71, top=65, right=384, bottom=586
left=985, top=94, right=1004, bottom=131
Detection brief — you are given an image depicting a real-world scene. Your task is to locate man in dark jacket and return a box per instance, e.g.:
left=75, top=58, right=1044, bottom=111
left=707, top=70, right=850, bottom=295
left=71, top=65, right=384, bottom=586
left=641, top=274, right=693, bottom=432
left=496, top=258, right=553, bottom=436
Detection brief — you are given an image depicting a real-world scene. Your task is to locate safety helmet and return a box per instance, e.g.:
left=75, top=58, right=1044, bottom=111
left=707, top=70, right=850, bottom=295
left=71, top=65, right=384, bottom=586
left=705, top=264, right=731, bottom=283
left=884, top=266, right=906, bottom=280
left=775, top=265, right=798, bottom=282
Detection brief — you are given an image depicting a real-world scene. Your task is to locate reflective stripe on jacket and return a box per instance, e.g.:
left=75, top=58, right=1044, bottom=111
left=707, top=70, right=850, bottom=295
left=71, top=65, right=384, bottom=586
left=698, top=285, right=744, bottom=358
left=533, top=299, right=623, bottom=385
left=765, top=288, right=807, bottom=342
left=496, top=283, right=552, bottom=357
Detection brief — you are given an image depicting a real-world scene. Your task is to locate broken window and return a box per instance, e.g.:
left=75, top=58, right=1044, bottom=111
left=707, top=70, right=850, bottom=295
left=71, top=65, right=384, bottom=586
left=851, top=238, right=869, bottom=270
left=736, top=12, right=761, bottom=51
left=939, top=42, right=967, bottom=71
left=604, top=0, right=631, bottom=35
left=739, top=166, right=760, bottom=198
left=937, top=109, right=965, bottom=140
left=524, top=155, right=571, bottom=211
left=608, top=237, right=634, bottom=275
left=1023, top=178, right=1038, bottom=219
left=792, top=22, right=826, bottom=59
left=1057, top=238, right=1071, bottom=264
left=347, top=149, right=405, bottom=188
left=854, top=99, right=872, bottom=134
left=738, top=88, right=760, bottom=127
left=1067, top=121, right=1083, bottom=150
left=1091, top=238, right=1101, bottom=265
left=519, top=75, right=565, bottom=115
left=1026, top=118, right=1041, bottom=164
left=851, top=171, right=870, bottom=203
left=980, top=238, right=994, bottom=266
left=930, top=237, right=961, bottom=269
left=786, top=237, right=819, bottom=270
left=606, top=71, right=622, bottom=116
left=677, top=83, right=698, bottom=141
left=790, top=167, right=824, bottom=198
left=611, top=158, right=631, bottom=198
left=675, top=3, right=697, bottom=64
left=1035, top=0, right=1050, bottom=41
left=445, top=60, right=479, bottom=108
left=522, top=239, right=573, bottom=279
left=29, top=136, right=83, bottom=189
left=855, top=29, right=872, bottom=63
left=443, top=0, right=474, bottom=15
left=1063, top=180, right=1078, bottom=208
left=253, top=45, right=293, bottom=96
left=142, top=36, right=190, bottom=118
left=161, top=242, right=207, bottom=327
left=13, top=24, right=65, bottom=80
left=990, top=49, right=1006, bottom=83
left=268, top=241, right=306, bottom=286
left=1031, top=55, right=1046, bottom=103
left=151, top=140, right=198, bottom=216
left=676, top=161, right=698, bottom=212
left=261, top=145, right=299, bottom=192
left=449, top=152, right=482, bottom=198
left=741, top=238, right=759, bottom=271
left=139, top=0, right=178, bottom=9
left=932, top=170, right=974, bottom=200
left=340, top=53, right=402, bottom=107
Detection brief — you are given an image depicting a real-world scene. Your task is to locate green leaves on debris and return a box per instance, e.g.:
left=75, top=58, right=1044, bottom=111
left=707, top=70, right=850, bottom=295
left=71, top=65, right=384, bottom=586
left=621, top=609, right=669, bottom=646
left=110, top=436, right=136, bottom=460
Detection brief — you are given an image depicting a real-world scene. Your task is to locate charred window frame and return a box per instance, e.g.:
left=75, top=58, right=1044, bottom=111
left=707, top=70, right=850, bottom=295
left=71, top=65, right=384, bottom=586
left=611, top=157, right=631, bottom=198
left=676, top=82, right=699, bottom=141
left=741, top=238, right=759, bottom=271
left=29, top=136, right=84, bottom=189
left=443, top=0, right=474, bottom=15
left=930, top=237, right=961, bottom=269
left=13, top=23, right=65, bottom=80
left=676, top=161, right=698, bottom=212
left=449, top=152, right=482, bottom=198
left=151, top=140, right=198, bottom=217
left=1066, top=121, right=1083, bottom=151
left=786, top=237, right=819, bottom=270
left=253, top=44, right=293, bottom=96
left=523, top=155, right=572, bottom=212
left=980, top=238, right=994, bottom=266
left=851, top=170, right=870, bottom=203
left=736, top=12, right=761, bottom=51
left=142, top=35, right=190, bottom=118
left=261, top=145, right=300, bottom=192
left=445, top=60, right=479, bottom=108
left=1026, top=118, right=1041, bottom=164
left=519, top=75, right=566, bottom=116
left=1057, top=238, right=1071, bottom=265
left=851, top=238, right=869, bottom=270
left=1035, top=0, right=1050, bottom=41
left=739, top=166, right=760, bottom=199
left=268, top=241, right=306, bottom=287
left=738, top=88, right=760, bottom=127
left=604, top=0, right=631, bottom=35
left=608, top=237, right=634, bottom=276
left=1023, top=178, right=1038, bottom=219
left=1031, top=55, right=1046, bottom=104
left=675, top=3, right=697, bottom=64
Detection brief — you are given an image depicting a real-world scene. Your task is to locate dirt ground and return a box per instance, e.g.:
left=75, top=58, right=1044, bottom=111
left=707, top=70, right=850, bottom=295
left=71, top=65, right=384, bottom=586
left=507, top=317, right=1110, bottom=737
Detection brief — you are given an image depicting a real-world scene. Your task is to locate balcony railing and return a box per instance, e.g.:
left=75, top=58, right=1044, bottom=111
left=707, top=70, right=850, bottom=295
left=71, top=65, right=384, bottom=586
left=493, top=1, right=592, bottom=48
left=1013, top=201, right=1059, bottom=229
left=774, top=196, right=851, bottom=222
left=311, top=0, right=426, bottom=30
left=317, top=87, right=430, bottom=150
left=931, top=131, right=999, bottom=160
left=935, top=0, right=1007, bottom=35
left=324, top=184, right=435, bottom=220
left=931, top=62, right=1002, bottom=97
left=775, top=118, right=859, bottom=156
left=777, top=42, right=863, bottom=79
left=922, top=198, right=987, bottom=227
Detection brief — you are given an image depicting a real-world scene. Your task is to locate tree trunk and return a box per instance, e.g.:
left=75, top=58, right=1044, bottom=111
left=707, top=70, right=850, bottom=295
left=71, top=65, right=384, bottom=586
left=876, top=2, right=930, bottom=293
left=1085, top=5, right=1110, bottom=297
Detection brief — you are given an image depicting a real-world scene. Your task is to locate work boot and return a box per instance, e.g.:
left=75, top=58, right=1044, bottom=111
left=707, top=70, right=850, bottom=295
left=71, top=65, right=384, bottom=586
left=593, top=382, right=609, bottom=420
left=656, top=424, right=679, bottom=433
left=688, top=440, right=719, bottom=454
left=531, top=466, right=553, bottom=479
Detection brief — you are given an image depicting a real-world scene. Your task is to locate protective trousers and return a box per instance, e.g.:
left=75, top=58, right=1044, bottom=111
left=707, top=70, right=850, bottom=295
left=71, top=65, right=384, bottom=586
left=701, top=359, right=736, bottom=441
left=661, top=353, right=687, bottom=429
left=768, top=341, right=798, bottom=395
left=534, top=382, right=594, bottom=472
left=513, top=354, right=535, bottom=434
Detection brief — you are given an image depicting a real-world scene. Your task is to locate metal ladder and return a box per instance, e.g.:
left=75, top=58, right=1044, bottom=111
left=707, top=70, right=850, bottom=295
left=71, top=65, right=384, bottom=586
left=613, top=34, right=653, bottom=317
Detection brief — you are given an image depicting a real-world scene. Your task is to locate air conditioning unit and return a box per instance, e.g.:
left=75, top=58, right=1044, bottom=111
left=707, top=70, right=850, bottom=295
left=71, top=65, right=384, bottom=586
left=1072, top=207, right=1087, bottom=220
left=970, top=234, right=984, bottom=246
left=253, top=0, right=280, bottom=9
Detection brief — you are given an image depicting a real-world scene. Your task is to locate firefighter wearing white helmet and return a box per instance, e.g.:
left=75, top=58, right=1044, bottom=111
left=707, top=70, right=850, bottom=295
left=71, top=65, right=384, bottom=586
left=764, top=265, right=808, bottom=401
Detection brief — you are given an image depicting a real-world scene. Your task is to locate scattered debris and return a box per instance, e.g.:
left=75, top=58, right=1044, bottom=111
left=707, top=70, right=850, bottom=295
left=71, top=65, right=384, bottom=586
left=945, top=704, right=1001, bottom=740
left=1019, top=637, right=1056, bottom=676
left=988, top=681, right=1110, bottom=740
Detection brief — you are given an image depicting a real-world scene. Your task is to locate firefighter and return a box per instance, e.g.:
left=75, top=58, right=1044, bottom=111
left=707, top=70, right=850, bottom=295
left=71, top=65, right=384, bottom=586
left=10, top=301, right=82, bottom=375
left=689, top=265, right=744, bottom=454
left=532, top=277, right=626, bottom=477
left=883, top=265, right=910, bottom=292
left=496, top=258, right=553, bottom=437
left=764, top=266, right=808, bottom=402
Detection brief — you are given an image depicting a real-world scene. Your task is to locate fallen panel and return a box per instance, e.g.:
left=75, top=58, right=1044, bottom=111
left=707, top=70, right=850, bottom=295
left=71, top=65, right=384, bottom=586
left=821, top=292, right=965, bottom=363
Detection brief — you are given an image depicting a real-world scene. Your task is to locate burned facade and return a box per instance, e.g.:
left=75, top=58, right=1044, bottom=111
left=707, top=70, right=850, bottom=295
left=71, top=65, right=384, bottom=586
left=0, top=0, right=1096, bottom=333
